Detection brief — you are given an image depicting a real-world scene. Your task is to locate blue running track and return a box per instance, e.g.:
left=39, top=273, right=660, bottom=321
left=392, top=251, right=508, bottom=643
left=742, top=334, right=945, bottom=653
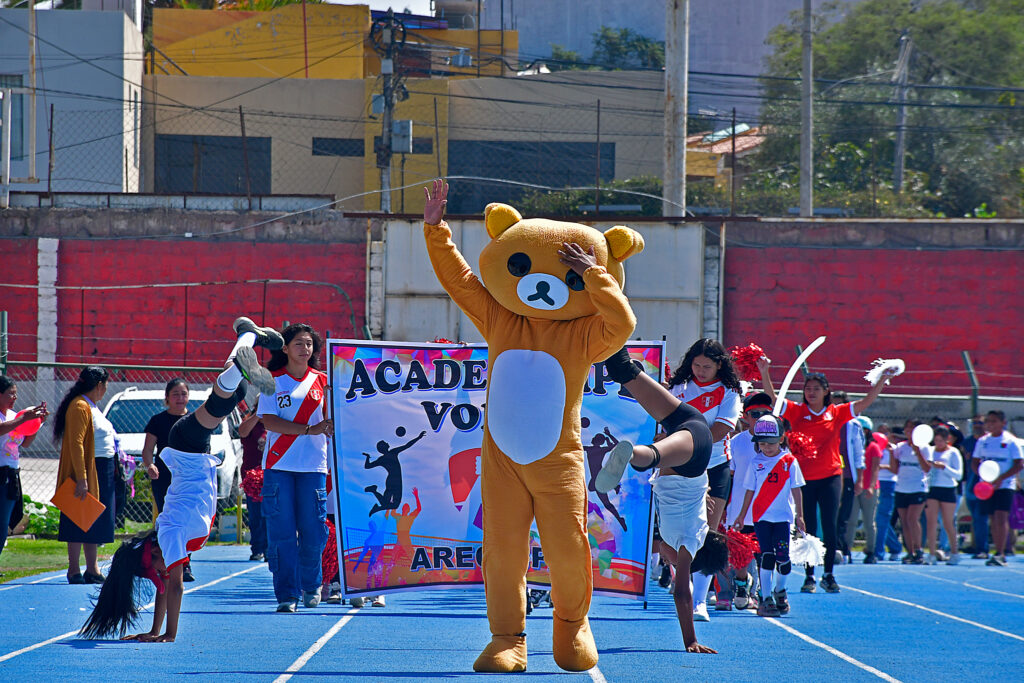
left=2, top=546, right=1022, bottom=682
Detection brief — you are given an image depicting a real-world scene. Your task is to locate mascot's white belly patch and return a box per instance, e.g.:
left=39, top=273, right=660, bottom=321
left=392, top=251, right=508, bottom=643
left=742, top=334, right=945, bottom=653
left=487, top=349, right=566, bottom=465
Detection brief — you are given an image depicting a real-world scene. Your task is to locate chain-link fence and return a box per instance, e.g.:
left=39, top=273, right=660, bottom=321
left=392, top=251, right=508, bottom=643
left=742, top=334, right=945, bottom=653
left=7, top=361, right=256, bottom=535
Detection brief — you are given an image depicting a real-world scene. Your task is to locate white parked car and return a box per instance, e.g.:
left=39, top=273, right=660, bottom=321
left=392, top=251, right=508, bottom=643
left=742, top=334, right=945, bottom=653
left=102, top=386, right=244, bottom=503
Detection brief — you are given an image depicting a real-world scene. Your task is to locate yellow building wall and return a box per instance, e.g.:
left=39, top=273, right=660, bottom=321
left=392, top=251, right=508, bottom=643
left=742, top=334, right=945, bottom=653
left=152, top=5, right=369, bottom=79
left=362, top=78, right=449, bottom=212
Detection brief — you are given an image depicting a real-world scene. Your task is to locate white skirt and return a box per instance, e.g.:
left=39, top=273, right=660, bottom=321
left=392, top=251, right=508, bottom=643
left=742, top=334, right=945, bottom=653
left=653, top=472, right=709, bottom=561
left=155, top=448, right=219, bottom=569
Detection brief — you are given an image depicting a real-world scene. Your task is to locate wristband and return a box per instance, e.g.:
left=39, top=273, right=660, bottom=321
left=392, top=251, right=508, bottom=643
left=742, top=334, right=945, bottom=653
left=304, top=425, right=310, bottom=435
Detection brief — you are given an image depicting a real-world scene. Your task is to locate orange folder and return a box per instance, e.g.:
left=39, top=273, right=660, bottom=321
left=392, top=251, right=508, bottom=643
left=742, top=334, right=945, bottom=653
left=50, top=479, right=106, bottom=532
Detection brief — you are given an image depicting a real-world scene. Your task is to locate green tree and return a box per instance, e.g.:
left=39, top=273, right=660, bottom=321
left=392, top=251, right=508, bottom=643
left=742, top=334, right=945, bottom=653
left=548, top=26, right=664, bottom=71
left=755, top=0, right=1024, bottom=217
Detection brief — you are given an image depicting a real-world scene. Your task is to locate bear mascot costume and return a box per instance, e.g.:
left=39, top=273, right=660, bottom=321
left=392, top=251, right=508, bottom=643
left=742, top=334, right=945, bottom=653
left=422, top=180, right=643, bottom=672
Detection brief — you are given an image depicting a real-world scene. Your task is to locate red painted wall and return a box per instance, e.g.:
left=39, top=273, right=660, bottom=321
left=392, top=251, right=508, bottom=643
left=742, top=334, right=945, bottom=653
left=55, top=240, right=366, bottom=367
left=723, top=247, right=1022, bottom=395
left=0, top=240, right=40, bottom=363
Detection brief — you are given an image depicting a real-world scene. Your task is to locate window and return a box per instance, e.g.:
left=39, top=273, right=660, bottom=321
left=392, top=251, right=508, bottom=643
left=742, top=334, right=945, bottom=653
left=155, top=134, right=271, bottom=194
left=0, top=74, right=25, bottom=161
left=312, top=137, right=364, bottom=157
left=371, top=136, right=434, bottom=155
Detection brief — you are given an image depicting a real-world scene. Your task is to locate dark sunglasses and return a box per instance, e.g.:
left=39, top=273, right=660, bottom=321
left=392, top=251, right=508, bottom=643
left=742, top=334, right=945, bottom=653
left=745, top=409, right=771, bottom=418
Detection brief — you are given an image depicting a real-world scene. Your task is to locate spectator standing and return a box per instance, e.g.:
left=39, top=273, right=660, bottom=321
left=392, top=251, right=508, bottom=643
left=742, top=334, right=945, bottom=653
left=892, top=420, right=931, bottom=564
left=973, top=411, right=1024, bottom=567
left=259, top=323, right=333, bottom=612
left=846, top=416, right=881, bottom=563
left=53, top=366, right=114, bottom=584
left=961, top=416, right=989, bottom=557
left=873, top=424, right=901, bottom=561
left=925, top=425, right=963, bottom=564
left=0, top=376, right=49, bottom=562
left=832, top=391, right=864, bottom=564
left=239, top=407, right=268, bottom=562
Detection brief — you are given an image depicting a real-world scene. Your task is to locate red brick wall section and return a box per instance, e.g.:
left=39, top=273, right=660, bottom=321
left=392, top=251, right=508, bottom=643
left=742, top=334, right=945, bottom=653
left=56, top=240, right=366, bottom=367
left=723, top=247, right=1023, bottom=395
left=0, top=239, right=40, bottom=362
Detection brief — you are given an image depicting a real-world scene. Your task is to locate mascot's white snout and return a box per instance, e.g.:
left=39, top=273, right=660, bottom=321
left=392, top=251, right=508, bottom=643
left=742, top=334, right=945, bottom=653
left=517, top=273, right=568, bottom=310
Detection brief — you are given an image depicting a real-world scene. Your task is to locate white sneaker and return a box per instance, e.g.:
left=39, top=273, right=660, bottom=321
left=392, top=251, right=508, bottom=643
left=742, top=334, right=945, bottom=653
left=926, top=554, right=939, bottom=565
left=947, top=553, right=960, bottom=565
left=693, top=602, right=710, bottom=622
left=371, top=595, right=386, bottom=607
left=595, top=440, right=633, bottom=493
left=706, top=590, right=717, bottom=606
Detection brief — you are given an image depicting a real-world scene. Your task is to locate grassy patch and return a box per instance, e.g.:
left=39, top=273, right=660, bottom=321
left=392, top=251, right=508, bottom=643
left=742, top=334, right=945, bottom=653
left=0, top=538, right=117, bottom=583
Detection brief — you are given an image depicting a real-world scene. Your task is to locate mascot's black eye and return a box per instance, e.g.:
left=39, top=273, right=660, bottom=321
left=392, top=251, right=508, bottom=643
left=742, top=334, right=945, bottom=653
left=565, top=270, right=585, bottom=291
left=507, top=252, right=531, bottom=277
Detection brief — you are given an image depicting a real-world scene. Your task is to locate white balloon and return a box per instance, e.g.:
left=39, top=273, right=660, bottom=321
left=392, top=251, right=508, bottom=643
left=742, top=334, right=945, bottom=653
left=911, top=424, right=934, bottom=448
left=979, top=460, right=1001, bottom=484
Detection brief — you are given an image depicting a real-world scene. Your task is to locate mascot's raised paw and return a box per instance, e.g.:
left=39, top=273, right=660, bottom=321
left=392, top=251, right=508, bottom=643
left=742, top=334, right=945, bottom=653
left=552, top=615, right=598, bottom=672
left=473, top=634, right=528, bottom=673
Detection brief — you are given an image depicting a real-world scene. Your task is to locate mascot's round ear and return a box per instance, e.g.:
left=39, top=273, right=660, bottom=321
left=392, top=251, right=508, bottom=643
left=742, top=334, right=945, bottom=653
left=604, top=226, right=645, bottom=262
left=484, top=203, right=522, bottom=239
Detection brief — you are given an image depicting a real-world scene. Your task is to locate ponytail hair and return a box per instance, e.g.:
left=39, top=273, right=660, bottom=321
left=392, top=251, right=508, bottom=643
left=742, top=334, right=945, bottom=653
left=53, top=366, right=109, bottom=442
left=79, top=529, right=157, bottom=639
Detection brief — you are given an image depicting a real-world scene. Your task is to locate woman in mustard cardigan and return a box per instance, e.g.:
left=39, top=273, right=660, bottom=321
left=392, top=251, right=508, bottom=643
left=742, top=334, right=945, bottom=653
left=53, top=366, right=113, bottom=584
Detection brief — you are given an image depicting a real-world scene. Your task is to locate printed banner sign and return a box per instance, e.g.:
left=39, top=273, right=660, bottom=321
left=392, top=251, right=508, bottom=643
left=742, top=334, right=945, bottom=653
left=328, top=340, right=664, bottom=600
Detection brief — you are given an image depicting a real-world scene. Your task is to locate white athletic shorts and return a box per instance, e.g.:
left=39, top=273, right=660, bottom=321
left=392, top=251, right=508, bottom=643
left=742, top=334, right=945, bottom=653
left=155, top=448, right=219, bottom=569
left=653, top=472, right=709, bottom=561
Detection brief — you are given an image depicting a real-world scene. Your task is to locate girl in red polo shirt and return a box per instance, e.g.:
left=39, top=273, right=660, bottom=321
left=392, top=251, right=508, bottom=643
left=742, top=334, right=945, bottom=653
left=762, top=367, right=894, bottom=594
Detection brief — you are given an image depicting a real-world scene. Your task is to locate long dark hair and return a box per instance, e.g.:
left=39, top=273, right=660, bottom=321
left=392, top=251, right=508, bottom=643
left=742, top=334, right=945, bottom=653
left=0, top=374, right=14, bottom=394
left=266, top=323, right=324, bottom=372
left=691, top=530, right=729, bottom=576
left=667, top=338, right=741, bottom=392
left=802, top=372, right=832, bottom=407
left=53, top=366, right=108, bottom=442
left=79, top=529, right=157, bottom=639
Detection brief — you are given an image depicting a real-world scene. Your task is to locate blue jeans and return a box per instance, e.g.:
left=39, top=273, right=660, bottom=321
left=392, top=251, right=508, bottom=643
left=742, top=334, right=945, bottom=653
left=874, top=481, right=900, bottom=558
left=0, top=472, right=18, bottom=561
left=262, top=470, right=328, bottom=603
left=967, top=494, right=989, bottom=555
left=246, top=494, right=267, bottom=556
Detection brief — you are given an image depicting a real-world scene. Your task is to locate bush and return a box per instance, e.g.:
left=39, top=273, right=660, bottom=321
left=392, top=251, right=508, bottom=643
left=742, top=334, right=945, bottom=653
left=22, top=496, right=60, bottom=539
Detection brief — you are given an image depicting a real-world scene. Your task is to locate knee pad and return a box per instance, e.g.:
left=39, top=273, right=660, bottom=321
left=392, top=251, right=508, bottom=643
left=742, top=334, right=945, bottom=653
left=761, top=552, right=776, bottom=572
left=206, top=383, right=245, bottom=418
left=777, top=560, right=791, bottom=575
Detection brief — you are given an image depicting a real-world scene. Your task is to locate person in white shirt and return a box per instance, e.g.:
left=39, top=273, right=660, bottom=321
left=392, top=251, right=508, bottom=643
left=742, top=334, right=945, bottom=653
left=891, top=419, right=931, bottom=564
left=258, top=323, right=334, bottom=612
left=973, top=410, right=1024, bottom=567
left=925, top=425, right=963, bottom=565
left=732, top=414, right=806, bottom=618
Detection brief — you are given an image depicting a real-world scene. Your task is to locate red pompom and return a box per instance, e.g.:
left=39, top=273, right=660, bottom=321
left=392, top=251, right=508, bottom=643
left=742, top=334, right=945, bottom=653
left=728, top=343, right=767, bottom=382
left=241, top=468, right=264, bottom=501
left=725, top=528, right=761, bottom=570
left=322, top=517, right=339, bottom=582
left=431, top=336, right=454, bottom=344
left=788, top=432, right=817, bottom=461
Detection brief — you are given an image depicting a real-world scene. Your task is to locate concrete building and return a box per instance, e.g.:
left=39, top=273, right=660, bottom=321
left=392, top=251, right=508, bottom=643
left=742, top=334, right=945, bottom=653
left=0, top=7, right=143, bottom=194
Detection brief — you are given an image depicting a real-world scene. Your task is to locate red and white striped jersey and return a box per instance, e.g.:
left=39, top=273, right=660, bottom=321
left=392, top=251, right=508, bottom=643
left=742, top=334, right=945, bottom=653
left=257, top=367, right=329, bottom=473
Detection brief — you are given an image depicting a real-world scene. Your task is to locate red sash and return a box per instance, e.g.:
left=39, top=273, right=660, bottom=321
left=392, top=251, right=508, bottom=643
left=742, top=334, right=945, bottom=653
left=266, top=374, right=326, bottom=470
left=752, top=455, right=795, bottom=522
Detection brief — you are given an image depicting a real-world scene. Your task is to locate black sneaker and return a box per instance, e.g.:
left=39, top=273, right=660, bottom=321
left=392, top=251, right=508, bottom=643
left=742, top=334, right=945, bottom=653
left=182, top=564, right=195, bottom=582
left=820, top=574, right=840, bottom=593
left=234, top=346, right=276, bottom=396
left=800, top=576, right=816, bottom=593
left=249, top=552, right=265, bottom=562
left=233, top=317, right=284, bottom=351
left=658, top=565, right=672, bottom=589
left=772, top=589, right=790, bottom=614
left=863, top=555, right=878, bottom=564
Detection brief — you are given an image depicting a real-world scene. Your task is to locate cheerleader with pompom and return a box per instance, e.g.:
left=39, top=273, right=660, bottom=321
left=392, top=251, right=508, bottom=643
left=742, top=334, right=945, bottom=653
left=732, top=414, right=805, bottom=617
left=761, top=358, right=900, bottom=595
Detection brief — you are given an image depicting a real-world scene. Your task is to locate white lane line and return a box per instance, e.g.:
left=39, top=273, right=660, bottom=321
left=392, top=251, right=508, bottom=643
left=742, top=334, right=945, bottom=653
left=843, top=585, right=1024, bottom=643
left=588, top=666, right=608, bottom=683
left=0, top=564, right=264, bottom=664
left=899, top=567, right=1024, bottom=600
left=272, top=608, right=360, bottom=683
left=765, top=618, right=902, bottom=682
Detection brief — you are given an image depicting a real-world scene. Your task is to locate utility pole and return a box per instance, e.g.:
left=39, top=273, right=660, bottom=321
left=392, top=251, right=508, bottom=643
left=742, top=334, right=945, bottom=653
left=799, top=0, right=813, bottom=217
left=892, top=32, right=912, bottom=194
left=663, top=0, right=688, bottom=217
left=371, top=10, right=405, bottom=213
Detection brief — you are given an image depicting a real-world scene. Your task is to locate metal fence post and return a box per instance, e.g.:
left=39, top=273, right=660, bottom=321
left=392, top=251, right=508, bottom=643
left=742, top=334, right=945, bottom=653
left=0, top=310, right=8, bottom=375
left=961, top=350, right=980, bottom=417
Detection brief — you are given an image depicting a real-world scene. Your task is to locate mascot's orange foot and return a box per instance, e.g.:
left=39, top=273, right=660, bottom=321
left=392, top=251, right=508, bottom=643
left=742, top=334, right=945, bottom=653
left=472, top=634, right=528, bottom=673
left=552, top=615, right=598, bottom=671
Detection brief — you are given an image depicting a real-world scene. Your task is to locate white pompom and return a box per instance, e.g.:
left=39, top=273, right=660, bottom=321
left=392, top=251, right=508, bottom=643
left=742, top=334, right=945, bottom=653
left=790, top=532, right=826, bottom=566
left=863, top=358, right=905, bottom=384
